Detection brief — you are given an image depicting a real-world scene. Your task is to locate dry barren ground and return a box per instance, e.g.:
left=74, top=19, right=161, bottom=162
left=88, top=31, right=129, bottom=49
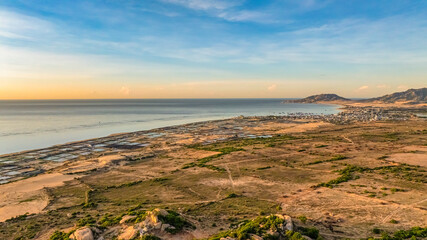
left=0, top=119, right=426, bottom=239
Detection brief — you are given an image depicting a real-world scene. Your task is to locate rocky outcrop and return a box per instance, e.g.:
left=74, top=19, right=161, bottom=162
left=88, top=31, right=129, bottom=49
left=118, top=208, right=187, bottom=240
left=216, top=214, right=299, bottom=240
left=282, top=215, right=294, bottom=231
left=118, top=226, right=139, bottom=240
left=138, top=208, right=169, bottom=235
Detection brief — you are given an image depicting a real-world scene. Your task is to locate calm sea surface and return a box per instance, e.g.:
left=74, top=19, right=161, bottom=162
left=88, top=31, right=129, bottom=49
left=0, top=99, right=339, bottom=154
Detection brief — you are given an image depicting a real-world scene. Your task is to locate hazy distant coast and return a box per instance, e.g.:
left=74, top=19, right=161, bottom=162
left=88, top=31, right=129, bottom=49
left=284, top=87, right=427, bottom=107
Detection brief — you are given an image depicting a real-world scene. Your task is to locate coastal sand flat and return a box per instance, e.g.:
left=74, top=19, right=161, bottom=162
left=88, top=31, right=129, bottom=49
left=388, top=152, right=427, bottom=167
left=280, top=187, right=427, bottom=237
left=0, top=173, right=76, bottom=222
left=249, top=121, right=331, bottom=134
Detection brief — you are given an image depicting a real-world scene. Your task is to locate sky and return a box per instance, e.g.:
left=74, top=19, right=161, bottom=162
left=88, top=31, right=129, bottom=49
left=0, top=0, right=426, bottom=99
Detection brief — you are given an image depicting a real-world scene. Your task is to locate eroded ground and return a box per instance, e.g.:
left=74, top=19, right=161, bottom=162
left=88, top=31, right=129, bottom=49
left=0, top=117, right=426, bottom=239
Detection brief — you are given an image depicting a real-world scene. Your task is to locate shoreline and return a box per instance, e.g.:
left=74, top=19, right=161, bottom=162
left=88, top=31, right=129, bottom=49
left=1, top=102, right=424, bottom=160
left=0, top=103, right=424, bottom=187
left=0, top=100, right=344, bottom=158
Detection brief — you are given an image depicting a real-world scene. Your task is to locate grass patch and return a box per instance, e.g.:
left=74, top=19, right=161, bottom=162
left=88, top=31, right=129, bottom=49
left=49, top=230, right=72, bottom=240
left=207, top=215, right=315, bottom=240
left=315, top=165, right=366, bottom=188
left=361, top=132, right=400, bottom=142
left=158, top=210, right=194, bottom=234
left=297, top=215, right=307, bottom=224
left=364, top=226, right=427, bottom=239
left=98, top=213, right=123, bottom=228
left=182, top=146, right=244, bottom=171
left=307, top=155, right=348, bottom=165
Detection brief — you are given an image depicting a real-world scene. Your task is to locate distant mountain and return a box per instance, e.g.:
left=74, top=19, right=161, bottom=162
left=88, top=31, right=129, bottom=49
left=285, top=94, right=351, bottom=103
left=285, top=88, right=426, bottom=105
left=364, top=88, right=427, bottom=103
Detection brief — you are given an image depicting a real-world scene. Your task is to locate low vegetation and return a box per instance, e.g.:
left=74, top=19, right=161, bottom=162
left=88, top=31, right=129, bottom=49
left=315, top=165, right=366, bottom=188
left=208, top=215, right=310, bottom=240
left=182, top=146, right=244, bottom=171
left=365, top=227, right=427, bottom=240
left=307, top=155, right=347, bottom=165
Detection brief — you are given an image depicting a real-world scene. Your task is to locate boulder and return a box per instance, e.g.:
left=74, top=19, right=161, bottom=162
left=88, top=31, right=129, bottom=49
left=120, top=215, right=136, bottom=224
left=160, top=223, right=171, bottom=232
left=118, top=226, right=138, bottom=240
left=139, top=208, right=168, bottom=231
left=70, top=227, right=94, bottom=240
left=249, top=234, right=263, bottom=240
left=155, top=208, right=168, bottom=217
left=283, top=215, right=294, bottom=231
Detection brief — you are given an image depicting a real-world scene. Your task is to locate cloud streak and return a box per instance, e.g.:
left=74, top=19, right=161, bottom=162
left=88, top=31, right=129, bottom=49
left=1, top=1, right=426, bottom=99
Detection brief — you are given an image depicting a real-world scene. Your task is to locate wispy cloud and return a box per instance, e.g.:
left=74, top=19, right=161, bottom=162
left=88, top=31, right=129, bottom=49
left=0, top=10, right=53, bottom=40
left=1, top=1, right=426, bottom=99
left=267, top=84, right=277, bottom=91
left=119, top=86, right=130, bottom=95
left=159, top=0, right=242, bottom=11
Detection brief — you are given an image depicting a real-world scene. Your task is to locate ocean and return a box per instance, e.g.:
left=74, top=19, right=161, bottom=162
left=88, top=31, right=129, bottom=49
left=0, top=99, right=339, bottom=154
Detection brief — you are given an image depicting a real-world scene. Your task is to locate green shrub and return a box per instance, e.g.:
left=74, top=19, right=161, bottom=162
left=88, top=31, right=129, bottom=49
left=158, top=211, right=192, bottom=234
left=77, top=215, right=96, bottom=227
left=49, top=231, right=71, bottom=240
left=140, top=235, right=161, bottom=240
left=226, top=193, right=239, bottom=199
left=390, top=219, right=399, bottom=224
left=208, top=215, right=285, bottom=240
left=297, top=215, right=307, bottom=224
left=98, top=214, right=122, bottom=228
left=316, top=165, right=367, bottom=188
left=365, top=226, right=427, bottom=239
left=298, top=226, right=319, bottom=238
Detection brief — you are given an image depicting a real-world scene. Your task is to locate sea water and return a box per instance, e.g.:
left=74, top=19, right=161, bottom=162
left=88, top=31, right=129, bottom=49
left=0, top=99, right=339, bottom=154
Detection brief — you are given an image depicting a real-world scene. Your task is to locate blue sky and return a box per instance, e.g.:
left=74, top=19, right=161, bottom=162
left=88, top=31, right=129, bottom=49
left=0, top=0, right=426, bottom=99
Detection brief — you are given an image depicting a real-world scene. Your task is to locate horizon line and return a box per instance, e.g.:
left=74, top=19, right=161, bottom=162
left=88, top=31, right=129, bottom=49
left=0, top=97, right=369, bottom=101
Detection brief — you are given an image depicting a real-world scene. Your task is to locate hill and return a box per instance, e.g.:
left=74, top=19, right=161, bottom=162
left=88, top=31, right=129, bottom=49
left=284, top=94, right=351, bottom=103
left=364, top=88, right=427, bottom=104
left=286, top=88, right=426, bottom=105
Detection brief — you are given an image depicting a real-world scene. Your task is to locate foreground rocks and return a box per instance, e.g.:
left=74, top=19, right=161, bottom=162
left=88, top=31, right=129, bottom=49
left=69, top=227, right=94, bottom=240
left=213, top=214, right=314, bottom=240
left=116, top=208, right=193, bottom=240
left=55, top=210, right=317, bottom=240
